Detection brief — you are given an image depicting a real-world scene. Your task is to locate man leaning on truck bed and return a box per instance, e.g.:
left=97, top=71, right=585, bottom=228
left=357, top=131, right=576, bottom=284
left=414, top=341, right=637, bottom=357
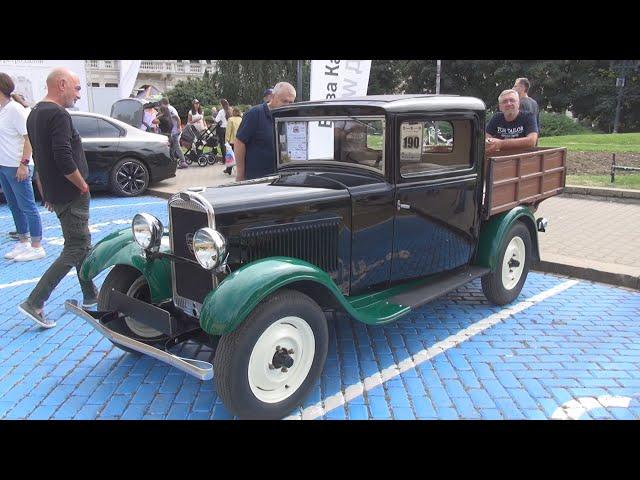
left=485, top=89, right=538, bottom=154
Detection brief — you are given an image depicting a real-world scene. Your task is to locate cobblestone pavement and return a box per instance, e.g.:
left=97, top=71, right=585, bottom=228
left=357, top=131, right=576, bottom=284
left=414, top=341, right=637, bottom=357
left=1, top=194, right=639, bottom=420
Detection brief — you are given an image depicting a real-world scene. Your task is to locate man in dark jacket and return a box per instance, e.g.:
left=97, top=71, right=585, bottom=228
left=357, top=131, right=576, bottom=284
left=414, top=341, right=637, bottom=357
left=18, top=68, right=97, bottom=329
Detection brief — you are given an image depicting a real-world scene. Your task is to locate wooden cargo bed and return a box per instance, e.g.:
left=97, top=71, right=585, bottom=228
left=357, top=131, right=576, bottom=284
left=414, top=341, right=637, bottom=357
left=483, top=147, right=567, bottom=219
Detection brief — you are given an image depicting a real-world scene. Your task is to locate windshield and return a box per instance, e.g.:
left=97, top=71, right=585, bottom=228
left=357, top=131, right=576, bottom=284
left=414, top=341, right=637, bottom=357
left=276, top=116, right=385, bottom=173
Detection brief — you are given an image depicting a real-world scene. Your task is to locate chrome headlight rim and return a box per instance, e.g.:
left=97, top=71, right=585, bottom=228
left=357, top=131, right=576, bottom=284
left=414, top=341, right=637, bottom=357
left=132, top=213, right=163, bottom=252
left=193, top=227, right=227, bottom=270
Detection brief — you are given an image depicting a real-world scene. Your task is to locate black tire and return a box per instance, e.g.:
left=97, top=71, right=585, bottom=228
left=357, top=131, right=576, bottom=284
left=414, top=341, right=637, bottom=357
left=197, top=155, right=208, bottom=167
left=185, top=151, right=196, bottom=165
left=214, top=289, right=328, bottom=420
left=110, top=158, right=149, bottom=197
left=98, top=265, right=169, bottom=353
left=481, top=221, right=532, bottom=306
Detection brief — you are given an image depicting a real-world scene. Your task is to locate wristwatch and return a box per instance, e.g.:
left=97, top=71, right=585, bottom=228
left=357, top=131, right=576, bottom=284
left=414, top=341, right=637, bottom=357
left=19, top=158, right=30, bottom=166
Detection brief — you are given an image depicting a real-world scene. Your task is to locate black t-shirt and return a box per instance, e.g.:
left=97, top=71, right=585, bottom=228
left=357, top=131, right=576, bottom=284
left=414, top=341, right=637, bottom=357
left=158, top=114, right=172, bottom=135
left=27, top=101, right=88, bottom=204
left=486, top=111, right=538, bottom=139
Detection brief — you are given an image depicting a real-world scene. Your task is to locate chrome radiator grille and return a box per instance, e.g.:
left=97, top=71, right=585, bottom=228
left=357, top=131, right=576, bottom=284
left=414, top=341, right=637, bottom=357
left=168, top=192, right=216, bottom=316
left=240, top=218, right=340, bottom=273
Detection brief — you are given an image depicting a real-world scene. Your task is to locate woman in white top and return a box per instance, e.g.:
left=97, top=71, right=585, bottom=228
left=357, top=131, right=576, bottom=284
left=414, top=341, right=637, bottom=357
left=187, top=98, right=206, bottom=132
left=0, top=74, right=45, bottom=261
left=214, top=99, right=231, bottom=161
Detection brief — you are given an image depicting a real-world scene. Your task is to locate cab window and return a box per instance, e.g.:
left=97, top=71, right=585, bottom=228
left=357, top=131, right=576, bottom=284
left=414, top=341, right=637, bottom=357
left=399, top=119, right=472, bottom=177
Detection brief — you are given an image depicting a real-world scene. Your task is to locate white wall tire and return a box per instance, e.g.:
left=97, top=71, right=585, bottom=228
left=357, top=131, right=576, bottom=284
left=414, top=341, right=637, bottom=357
left=482, top=222, right=532, bottom=306
left=214, top=289, right=328, bottom=419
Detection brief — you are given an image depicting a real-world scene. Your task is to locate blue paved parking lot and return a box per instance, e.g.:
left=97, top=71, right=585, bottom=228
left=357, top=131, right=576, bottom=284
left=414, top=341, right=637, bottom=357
left=1, top=194, right=639, bottom=420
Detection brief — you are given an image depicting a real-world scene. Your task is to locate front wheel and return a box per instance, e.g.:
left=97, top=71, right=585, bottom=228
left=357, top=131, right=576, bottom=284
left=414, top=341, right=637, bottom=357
left=482, top=221, right=532, bottom=305
left=213, top=289, right=328, bottom=419
left=197, top=155, right=209, bottom=167
left=98, top=265, right=169, bottom=353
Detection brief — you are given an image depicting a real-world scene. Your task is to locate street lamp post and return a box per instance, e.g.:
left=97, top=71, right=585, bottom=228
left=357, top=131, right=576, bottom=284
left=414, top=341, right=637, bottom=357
left=297, top=60, right=303, bottom=102
left=436, top=60, right=441, bottom=95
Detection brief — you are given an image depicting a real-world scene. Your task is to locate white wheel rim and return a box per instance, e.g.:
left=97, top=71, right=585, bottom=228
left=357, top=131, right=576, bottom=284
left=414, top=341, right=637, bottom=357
left=248, top=316, right=315, bottom=404
left=501, top=236, right=526, bottom=290
left=124, top=277, right=163, bottom=338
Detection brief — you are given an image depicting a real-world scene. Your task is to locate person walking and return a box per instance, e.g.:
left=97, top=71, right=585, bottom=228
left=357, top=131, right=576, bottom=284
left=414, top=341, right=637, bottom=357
left=224, top=106, right=242, bottom=175
left=235, top=82, right=296, bottom=181
left=214, top=99, right=231, bottom=163
left=0, top=73, right=45, bottom=262
left=18, top=67, right=97, bottom=329
left=160, top=97, right=188, bottom=169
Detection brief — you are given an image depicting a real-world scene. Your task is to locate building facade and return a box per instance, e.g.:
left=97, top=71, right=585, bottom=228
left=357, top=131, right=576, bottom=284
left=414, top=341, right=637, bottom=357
left=85, top=60, right=216, bottom=93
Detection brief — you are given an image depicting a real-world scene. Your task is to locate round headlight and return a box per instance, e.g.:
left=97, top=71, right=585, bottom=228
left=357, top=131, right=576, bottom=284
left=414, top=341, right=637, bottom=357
left=193, top=228, right=226, bottom=270
left=132, top=213, right=163, bottom=251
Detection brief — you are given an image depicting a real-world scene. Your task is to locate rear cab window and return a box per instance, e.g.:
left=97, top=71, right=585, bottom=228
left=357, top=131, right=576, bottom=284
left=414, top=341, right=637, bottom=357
left=399, top=119, right=473, bottom=177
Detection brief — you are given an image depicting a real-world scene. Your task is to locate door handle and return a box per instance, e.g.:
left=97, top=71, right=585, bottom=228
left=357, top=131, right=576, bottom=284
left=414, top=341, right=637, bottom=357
left=397, top=200, right=411, bottom=211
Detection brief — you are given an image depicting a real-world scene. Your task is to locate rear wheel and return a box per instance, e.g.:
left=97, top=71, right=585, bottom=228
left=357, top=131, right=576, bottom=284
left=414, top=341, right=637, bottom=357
left=197, top=155, right=209, bottom=167
left=214, top=289, right=328, bottom=419
left=110, top=158, right=149, bottom=197
left=482, top=222, right=532, bottom=305
left=98, top=265, right=168, bottom=353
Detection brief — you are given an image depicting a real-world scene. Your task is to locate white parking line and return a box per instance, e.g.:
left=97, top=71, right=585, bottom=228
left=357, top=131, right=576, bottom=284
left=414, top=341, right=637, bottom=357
left=551, top=395, right=636, bottom=420
left=287, top=279, right=580, bottom=420
left=0, top=201, right=164, bottom=220
left=0, top=271, right=77, bottom=289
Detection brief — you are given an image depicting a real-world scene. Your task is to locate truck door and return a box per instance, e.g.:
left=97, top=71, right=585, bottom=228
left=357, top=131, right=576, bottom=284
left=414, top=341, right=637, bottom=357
left=391, top=115, right=480, bottom=283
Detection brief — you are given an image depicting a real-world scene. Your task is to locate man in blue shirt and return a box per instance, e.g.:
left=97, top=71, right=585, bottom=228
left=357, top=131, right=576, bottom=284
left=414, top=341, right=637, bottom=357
left=235, top=82, right=296, bottom=181
left=485, top=89, right=538, bottom=155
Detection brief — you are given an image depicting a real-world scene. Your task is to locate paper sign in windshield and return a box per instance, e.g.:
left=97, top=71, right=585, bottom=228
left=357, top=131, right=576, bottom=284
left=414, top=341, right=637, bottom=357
left=400, top=122, right=423, bottom=161
left=286, top=122, right=308, bottom=161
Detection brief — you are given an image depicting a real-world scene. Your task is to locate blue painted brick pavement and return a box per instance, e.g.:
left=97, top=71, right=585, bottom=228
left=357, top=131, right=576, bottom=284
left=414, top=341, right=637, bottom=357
left=1, top=195, right=639, bottom=420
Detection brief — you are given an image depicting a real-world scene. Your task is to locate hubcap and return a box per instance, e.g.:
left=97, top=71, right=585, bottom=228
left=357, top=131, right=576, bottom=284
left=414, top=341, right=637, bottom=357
left=248, top=316, right=315, bottom=403
left=124, top=277, right=164, bottom=338
left=501, top=236, right=526, bottom=290
left=116, top=162, right=147, bottom=195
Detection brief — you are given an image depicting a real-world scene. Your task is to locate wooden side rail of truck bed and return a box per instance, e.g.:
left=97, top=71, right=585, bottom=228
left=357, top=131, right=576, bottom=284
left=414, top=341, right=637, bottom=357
left=483, top=147, right=567, bottom=219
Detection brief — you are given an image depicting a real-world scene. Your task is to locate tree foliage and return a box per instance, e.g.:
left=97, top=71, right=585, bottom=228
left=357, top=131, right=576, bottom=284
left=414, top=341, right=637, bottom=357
left=369, top=59, right=640, bottom=132
left=168, top=60, right=640, bottom=131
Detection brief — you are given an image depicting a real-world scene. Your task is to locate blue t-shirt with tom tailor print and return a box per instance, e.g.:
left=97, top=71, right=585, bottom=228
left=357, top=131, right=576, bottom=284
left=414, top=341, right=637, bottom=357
left=486, top=111, right=537, bottom=139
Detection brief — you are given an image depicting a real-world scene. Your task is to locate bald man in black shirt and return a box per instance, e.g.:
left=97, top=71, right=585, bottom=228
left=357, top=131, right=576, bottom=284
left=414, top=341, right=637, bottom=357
left=18, top=67, right=97, bottom=329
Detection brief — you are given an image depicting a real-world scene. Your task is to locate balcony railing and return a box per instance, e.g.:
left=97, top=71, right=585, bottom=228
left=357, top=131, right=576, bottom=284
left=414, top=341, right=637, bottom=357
left=86, top=60, right=208, bottom=76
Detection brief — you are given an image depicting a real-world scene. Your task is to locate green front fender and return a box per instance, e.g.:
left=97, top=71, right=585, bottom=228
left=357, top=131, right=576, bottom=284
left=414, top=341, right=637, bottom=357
left=80, top=228, right=173, bottom=303
left=475, top=206, right=540, bottom=271
left=200, top=257, right=348, bottom=336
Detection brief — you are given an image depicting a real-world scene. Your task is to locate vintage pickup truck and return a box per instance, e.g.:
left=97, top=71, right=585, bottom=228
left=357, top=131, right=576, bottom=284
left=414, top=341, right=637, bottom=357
left=65, top=95, right=566, bottom=419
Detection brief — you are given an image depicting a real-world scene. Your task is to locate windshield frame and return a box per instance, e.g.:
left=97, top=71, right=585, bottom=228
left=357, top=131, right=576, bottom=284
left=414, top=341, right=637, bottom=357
left=275, top=115, right=386, bottom=176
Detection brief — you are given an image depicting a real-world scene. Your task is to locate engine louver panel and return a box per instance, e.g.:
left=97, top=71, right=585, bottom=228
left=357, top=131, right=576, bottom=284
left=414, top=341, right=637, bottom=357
left=240, top=218, right=340, bottom=273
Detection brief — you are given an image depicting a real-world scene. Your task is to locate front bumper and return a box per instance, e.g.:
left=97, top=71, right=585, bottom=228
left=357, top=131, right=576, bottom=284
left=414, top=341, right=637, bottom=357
left=64, top=293, right=213, bottom=380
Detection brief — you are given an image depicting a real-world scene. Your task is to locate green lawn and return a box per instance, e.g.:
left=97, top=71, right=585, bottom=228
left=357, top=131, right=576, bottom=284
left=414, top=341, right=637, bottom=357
left=539, top=132, right=640, bottom=153
left=567, top=174, right=640, bottom=190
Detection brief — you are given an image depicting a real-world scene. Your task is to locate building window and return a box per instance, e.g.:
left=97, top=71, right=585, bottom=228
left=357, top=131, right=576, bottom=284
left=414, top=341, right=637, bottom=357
left=91, top=82, right=100, bottom=87
left=105, top=83, right=119, bottom=88
left=88, top=60, right=99, bottom=69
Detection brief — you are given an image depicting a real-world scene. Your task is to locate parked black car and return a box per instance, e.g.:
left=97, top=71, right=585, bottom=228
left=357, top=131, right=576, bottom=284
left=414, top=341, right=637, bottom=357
left=70, top=111, right=175, bottom=196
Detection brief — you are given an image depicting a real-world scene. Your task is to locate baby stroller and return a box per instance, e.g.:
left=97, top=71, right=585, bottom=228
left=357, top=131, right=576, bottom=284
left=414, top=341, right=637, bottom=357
left=180, top=123, right=220, bottom=167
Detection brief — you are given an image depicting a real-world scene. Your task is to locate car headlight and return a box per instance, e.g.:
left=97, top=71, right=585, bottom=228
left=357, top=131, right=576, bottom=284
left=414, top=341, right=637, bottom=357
left=193, top=228, right=226, bottom=270
left=132, top=213, right=163, bottom=252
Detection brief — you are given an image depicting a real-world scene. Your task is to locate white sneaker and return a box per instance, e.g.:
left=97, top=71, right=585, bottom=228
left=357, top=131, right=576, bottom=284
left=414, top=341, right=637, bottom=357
left=14, top=246, right=46, bottom=261
left=4, top=242, right=31, bottom=259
